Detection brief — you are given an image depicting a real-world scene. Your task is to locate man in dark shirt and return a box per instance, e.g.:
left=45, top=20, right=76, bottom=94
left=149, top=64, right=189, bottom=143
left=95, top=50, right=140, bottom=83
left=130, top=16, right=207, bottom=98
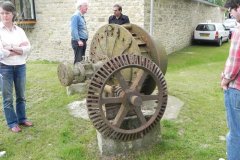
left=108, top=4, right=130, bottom=25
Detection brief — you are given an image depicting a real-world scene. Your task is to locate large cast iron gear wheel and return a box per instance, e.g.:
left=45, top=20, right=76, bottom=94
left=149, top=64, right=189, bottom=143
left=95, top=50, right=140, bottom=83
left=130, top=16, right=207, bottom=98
left=87, top=54, right=168, bottom=141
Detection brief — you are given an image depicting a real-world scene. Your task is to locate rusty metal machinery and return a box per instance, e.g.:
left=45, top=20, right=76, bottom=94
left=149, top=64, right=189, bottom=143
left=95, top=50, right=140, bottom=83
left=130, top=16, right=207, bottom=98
left=90, top=24, right=167, bottom=95
left=57, top=24, right=168, bottom=141
left=87, top=54, right=167, bottom=141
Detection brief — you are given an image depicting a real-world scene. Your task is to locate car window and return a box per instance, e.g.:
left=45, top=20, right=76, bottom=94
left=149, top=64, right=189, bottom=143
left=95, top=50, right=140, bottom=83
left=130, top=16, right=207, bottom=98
left=196, top=24, right=216, bottom=31
left=222, top=25, right=227, bottom=30
left=217, top=24, right=224, bottom=31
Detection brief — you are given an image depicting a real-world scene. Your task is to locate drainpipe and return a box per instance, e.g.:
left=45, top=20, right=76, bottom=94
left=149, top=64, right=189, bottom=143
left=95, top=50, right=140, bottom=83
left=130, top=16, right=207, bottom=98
left=150, top=0, right=154, bottom=36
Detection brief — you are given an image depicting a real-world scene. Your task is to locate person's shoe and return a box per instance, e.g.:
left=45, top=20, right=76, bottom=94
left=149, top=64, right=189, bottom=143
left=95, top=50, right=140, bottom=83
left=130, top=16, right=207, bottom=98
left=10, top=125, right=21, bottom=133
left=0, top=151, right=6, bottom=157
left=19, top=121, right=33, bottom=127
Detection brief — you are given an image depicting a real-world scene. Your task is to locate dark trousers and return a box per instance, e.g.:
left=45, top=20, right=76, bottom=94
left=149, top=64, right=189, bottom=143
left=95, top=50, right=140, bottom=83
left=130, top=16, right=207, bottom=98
left=71, top=39, right=87, bottom=64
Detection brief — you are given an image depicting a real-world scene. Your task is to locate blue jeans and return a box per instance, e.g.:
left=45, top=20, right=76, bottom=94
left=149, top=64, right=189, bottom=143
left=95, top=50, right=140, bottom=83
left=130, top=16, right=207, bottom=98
left=0, top=74, right=2, bottom=94
left=0, top=64, right=27, bottom=128
left=224, top=88, right=240, bottom=160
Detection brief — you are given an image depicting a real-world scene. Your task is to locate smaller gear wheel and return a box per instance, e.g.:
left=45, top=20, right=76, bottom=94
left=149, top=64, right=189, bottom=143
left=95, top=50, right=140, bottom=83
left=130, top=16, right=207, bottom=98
left=87, top=54, right=167, bottom=141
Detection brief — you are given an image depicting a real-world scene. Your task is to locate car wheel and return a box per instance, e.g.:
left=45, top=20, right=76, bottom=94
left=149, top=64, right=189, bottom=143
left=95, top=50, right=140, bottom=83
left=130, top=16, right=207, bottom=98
left=217, top=38, right=222, bottom=46
left=192, top=39, right=196, bottom=45
left=226, top=37, right=229, bottom=43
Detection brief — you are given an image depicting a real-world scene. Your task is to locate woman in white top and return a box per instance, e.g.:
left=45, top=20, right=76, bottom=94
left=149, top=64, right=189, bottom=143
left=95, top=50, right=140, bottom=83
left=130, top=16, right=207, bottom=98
left=0, top=1, right=32, bottom=133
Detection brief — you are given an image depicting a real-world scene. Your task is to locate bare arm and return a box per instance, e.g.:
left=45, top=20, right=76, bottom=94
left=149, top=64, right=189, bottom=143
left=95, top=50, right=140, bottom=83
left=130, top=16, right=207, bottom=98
left=3, top=41, right=29, bottom=56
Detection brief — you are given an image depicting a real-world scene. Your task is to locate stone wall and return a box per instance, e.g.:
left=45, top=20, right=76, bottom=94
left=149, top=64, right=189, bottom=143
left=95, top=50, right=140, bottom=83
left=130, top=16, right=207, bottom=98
left=23, top=0, right=225, bottom=61
left=26, top=0, right=144, bottom=62
left=144, top=0, right=226, bottom=54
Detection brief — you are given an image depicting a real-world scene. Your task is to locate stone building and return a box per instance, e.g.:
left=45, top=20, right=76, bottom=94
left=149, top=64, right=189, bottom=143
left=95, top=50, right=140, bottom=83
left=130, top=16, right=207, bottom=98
left=4, top=0, right=226, bottom=61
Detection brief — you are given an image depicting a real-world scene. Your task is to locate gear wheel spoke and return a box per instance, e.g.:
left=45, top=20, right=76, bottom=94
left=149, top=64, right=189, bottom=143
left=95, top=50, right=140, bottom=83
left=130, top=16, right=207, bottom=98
left=133, top=106, right=147, bottom=125
left=112, top=104, right=130, bottom=128
left=114, top=71, right=129, bottom=91
left=130, top=70, right=148, bottom=92
left=101, top=97, right=122, bottom=105
left=141, top=95, right=160, bottom=101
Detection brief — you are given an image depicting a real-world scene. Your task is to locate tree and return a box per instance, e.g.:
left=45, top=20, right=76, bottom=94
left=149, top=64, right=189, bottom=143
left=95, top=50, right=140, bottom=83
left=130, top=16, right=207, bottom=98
left=207, top=0, right=227, bottom=7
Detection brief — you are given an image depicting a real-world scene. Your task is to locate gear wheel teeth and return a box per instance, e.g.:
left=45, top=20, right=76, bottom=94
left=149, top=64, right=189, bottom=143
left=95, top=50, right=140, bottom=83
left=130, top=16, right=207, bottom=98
left=87, top=54, right=168, bottom=141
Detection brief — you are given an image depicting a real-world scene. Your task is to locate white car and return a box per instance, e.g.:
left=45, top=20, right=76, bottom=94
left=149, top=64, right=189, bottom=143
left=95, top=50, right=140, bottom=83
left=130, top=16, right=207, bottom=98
left=224, top=19, right=237, bottom=39
left=192, top=23, right=229, bottom=46
left=224, top=19, right=237, bottom=29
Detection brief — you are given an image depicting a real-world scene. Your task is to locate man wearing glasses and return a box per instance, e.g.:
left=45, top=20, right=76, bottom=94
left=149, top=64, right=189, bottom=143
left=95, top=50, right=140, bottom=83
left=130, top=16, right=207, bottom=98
left=108, top=4, right=130, bottom=25
left=221, top=0, right=240, bottom=159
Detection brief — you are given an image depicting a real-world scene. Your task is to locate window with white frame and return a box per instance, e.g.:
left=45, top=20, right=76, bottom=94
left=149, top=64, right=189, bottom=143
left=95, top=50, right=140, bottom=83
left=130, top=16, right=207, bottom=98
left=6, top=0, right=36, bottom=22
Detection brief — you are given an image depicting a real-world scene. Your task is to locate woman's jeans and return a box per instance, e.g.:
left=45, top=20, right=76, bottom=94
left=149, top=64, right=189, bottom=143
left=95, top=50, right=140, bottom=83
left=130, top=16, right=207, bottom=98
left=0, top=64, right=27, bottom=128
left=224, top=88, right=240, bottom=160
left=0, top=74, right=2, bottom=94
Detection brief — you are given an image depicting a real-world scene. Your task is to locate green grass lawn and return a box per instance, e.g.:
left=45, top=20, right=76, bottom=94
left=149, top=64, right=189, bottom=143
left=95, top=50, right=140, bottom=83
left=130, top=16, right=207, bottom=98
left=0, top=42, right=230, bottom=160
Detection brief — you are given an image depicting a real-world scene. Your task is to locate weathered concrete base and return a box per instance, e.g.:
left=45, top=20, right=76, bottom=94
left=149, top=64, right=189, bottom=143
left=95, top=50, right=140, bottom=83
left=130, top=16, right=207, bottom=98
left=66, top=83, right=87, bottom=96
left=68, top=95, right=184, bottom=121
left=97, top=123, right=161, bottom=156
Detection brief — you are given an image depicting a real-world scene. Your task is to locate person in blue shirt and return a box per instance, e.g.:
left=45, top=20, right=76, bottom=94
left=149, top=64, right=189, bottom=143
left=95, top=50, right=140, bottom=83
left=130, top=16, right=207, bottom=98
left=71, top=0, right=88, bottom=64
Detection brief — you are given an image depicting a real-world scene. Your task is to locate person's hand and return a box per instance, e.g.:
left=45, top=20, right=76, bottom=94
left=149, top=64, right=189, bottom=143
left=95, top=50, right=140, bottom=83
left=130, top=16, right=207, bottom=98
left=19, top=41, right=29, bottom=47
left=221, top=78, right=230, bottom=90
left=78, top=40, right=84, bottom=47
left=8, top=51, right=18, bottom=57
left=3, top=44, right=12, bottom=51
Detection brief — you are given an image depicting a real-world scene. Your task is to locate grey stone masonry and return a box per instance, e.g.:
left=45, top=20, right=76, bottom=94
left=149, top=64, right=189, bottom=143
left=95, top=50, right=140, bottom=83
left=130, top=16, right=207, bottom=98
left=97, top=124, right=161, bottom=157
left=23, top=0, right=225, bottom=61
left=26, top=0, right=144, bottom=62
left=144, top=0, right=226, bottom=54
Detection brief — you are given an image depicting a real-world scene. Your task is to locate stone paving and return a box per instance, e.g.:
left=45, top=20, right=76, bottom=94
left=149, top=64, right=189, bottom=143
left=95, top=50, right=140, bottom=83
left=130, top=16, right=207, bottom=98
left=68, top=95, right=184, bottom=121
